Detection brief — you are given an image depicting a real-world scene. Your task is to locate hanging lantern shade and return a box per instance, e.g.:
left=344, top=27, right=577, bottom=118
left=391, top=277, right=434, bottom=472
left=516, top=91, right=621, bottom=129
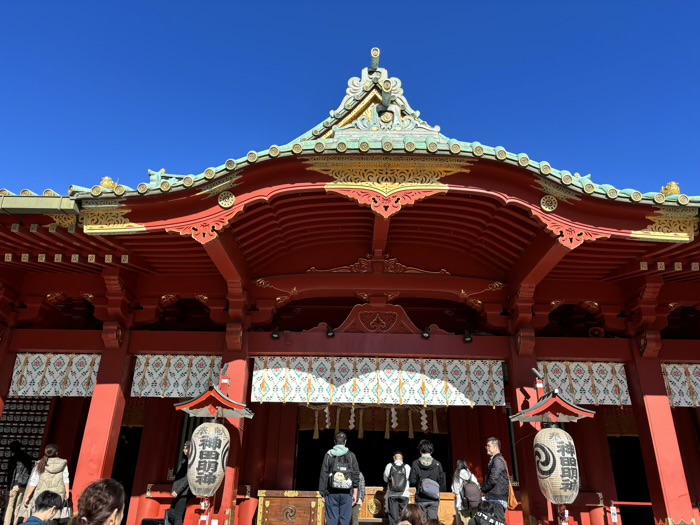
left=533, top=427, right=580, bottom=504
left=187, top=422, right=230, bottom=497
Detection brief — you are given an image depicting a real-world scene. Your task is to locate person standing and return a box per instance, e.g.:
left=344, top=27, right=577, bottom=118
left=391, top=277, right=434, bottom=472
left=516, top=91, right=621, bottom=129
left=408, top=440, right=445, bottom=521
left=383, top=451, right=411, bottom=525
left=350, top=472, right=365, bottom=525
left=22, top=445, right=69, bottom=517
left=318, top=432, right=360, bottom=525
left=481, top=438, right=509, bottom=522
left=452, top=460, right=480, bottom=524
left=166, top=442, right=193, bottom=525
left=24, top=491, right=63, bottom=525
left=4, top=442, right=32, bottom=525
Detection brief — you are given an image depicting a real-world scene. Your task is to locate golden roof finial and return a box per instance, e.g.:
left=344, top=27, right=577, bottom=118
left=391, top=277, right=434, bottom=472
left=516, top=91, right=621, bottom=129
left=160, top=168, right=166, bottom=174
left=100, top=177, right=118, bottom=190
left=661, top=181, right=681, bottom=196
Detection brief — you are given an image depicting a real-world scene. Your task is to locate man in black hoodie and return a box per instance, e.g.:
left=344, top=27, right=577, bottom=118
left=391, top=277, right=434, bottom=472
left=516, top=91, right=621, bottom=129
left=318, top=432, right=360, bottom=525
left=408, top=439, right=446, bottom=520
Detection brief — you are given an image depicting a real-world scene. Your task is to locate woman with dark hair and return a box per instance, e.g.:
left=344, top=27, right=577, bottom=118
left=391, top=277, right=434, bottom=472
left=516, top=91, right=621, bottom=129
left=165, top=441, right=193, bottom=525
left=68, top=479, right=125, bottom=525
left=22, top=445, right=70, bottom=516
left=452, top=460, right=480, bottom=524
left=398, top=503, right=424, bottom=525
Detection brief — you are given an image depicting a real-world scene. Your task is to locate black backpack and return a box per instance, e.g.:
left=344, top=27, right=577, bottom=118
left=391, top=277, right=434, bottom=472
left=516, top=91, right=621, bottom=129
left=459, top=479, right=481, bottom=510
left=328, top=454, right=353, bottom=490
left=388, top=464, right=407, bottom=492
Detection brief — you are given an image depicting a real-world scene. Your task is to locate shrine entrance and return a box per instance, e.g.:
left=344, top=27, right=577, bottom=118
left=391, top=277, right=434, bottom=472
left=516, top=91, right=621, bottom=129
left=296, top=429, right=452, bottom=490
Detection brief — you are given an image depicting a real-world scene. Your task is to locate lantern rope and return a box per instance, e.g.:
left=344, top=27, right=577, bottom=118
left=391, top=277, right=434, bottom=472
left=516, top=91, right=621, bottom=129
left=313, top=411, right=319, bottom=439
left=432, top=409, right=439, bottom=434
left=565, top=362, right=576, bottom=403
left=184, top=356, right=194, bottom=396
left=399, top=360, right=404, bottom=406
left=161, top=356, right=172, bottom=398
left=283, top=357, right=291, bottom=404
left=306, top=356, right=313, bottom=406
left=85, top=355, right=98, bottom=396
left=330, top=357, right=335, bottom=405
left=358, top=408, right=364, bottom=438
left=138, top=356, right=150, bottom=398
left=335, top=407, right=341, bottom=434
left=611, top=364, right=623, bottom=408
left=376, top=357, right=381, bottom=405
left=408, top=410, right=414, bottom=438
left=384, top=409, right=390, bottom=439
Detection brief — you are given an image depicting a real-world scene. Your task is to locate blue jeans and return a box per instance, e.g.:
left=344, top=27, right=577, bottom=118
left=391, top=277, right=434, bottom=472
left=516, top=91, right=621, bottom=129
left=325, top=493, right=353, bottom=525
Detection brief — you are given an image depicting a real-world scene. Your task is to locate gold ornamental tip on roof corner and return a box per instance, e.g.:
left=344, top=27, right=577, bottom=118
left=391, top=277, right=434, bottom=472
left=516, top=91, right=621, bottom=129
left=661, top=181, right=681, bottom=196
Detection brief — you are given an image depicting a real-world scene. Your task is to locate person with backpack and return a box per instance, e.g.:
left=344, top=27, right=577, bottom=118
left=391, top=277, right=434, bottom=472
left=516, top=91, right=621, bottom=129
left=408, top=440, right=446, bottom=520
left=318, top=432, right=360, bottom=525
left=451, top=460, right=481, bottom=524
left=382, top=451, right=411, bottom=525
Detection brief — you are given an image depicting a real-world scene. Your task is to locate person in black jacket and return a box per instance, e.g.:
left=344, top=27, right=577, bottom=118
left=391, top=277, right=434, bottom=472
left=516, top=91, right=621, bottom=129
left=408, top=440, right=446, bottom=520
left=4, top=441, right=32, bottom=525
left=166, top=441, right=192, bottom=525
left=481, top=437, right=509, bottom=521
left=318, top=432, right=360, bottom=525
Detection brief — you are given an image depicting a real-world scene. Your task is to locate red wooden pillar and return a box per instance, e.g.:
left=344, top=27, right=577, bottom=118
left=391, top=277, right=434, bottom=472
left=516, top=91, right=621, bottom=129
left=128, top=398, right=182, bottom=525
left=569, top=415, right=618, bottom=525
left=217, top=325, right=250, bottom=525
left=73, top=323, right=130, bottom=500
left=626, top=342, right=694, bottom=524
left=509, top=350, right=553, bottom=525
left=0, top=326, right=15, bottom=419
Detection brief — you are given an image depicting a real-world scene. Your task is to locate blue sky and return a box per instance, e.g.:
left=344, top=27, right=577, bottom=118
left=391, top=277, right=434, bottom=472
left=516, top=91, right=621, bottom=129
left=1, top=2, right=699, bottom=195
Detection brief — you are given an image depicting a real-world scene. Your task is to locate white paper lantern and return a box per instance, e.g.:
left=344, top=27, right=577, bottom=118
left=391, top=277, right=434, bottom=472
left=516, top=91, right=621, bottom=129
left=533, top=427, right=580, bottom=504
left=188, top=422, right=230, bottom=497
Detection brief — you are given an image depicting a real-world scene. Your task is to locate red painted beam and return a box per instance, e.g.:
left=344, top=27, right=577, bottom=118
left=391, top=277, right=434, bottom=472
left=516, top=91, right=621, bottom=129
left=129, top=331, right=225, bottom=354
left=11, top=329, right=104, bottom=351
left=371, top=215, right=391, bottom=258
left=247, top=331, right=511, bottom=359
left=535, top=337, right=630, bottom=362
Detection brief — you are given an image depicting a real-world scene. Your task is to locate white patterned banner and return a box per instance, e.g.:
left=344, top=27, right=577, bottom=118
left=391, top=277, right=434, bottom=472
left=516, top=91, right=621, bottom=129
left=131, top=355, right=221, bottom=398
left=10, top=353, right=101, bottom=397
left=538, top=361, right=631, bottom=406
left=663, top=363, right=700, bottom=407
left=251, top=356, right=505, bottom=406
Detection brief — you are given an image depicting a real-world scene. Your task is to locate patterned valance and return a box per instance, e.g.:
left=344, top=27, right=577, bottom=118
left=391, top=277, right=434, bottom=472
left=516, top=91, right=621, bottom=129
left=10, top=353, right=100, bottom=397
left=251, top=356, right=505, bottom=407
left=537, top=361, right=631, bottom=406
left=131, top=354, right=221, bottom=398
left=663, top=363, right=700, bottom=407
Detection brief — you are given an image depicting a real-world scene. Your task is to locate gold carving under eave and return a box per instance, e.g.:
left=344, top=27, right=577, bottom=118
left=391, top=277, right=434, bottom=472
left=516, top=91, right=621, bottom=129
left=307, top=156, right=474, bottom=196
left=307, top=254, right=450, bottom=275
left=48, top=208, right=146, bottom=235
left=305, top=156, right=474, bottom=217
left=48, top=215, right=77, bottom=229
left=255, top=279, right=298, bottom=306
left=631, top=207, right=699, bottom=243
left=82, top=208, right=147, bottom=235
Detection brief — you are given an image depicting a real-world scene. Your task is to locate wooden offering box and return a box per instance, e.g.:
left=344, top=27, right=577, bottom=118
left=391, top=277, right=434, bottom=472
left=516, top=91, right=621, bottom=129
left=256, top=491, right=324, bottom=525
left=257, top=488, right=457, bottom=525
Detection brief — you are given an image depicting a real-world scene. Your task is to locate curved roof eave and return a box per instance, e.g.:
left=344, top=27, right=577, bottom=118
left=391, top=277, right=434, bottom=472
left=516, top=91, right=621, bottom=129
left=2, top=48, right=696, bottom=211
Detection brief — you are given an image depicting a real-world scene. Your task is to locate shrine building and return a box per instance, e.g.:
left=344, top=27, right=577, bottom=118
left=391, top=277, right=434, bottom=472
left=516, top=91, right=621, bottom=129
left=0, top=48, right=698, bottom=525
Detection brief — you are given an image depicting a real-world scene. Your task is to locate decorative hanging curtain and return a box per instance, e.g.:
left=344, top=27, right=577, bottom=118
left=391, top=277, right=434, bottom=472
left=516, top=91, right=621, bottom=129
left=131, top=354, right=221, bottom=398
left=662, top=363, right=700, bottom=407
left=537, top=361, right=632, bottom=406
left=10, top=353, right=101, bottom=397
left=251, top=356, right=505, bottom=406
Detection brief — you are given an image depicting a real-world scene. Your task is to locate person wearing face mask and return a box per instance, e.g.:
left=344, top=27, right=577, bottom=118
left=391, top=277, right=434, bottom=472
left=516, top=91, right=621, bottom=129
left=383, top=451, right=411, bottom=525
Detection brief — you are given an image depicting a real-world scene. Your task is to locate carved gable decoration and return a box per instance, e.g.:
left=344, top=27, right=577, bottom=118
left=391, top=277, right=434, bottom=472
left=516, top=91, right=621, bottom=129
left=631, top=207, right=699, bottom=243
left=308, top=303, right=447, bottom=335
left=306, top=156, right=474, bottom=218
